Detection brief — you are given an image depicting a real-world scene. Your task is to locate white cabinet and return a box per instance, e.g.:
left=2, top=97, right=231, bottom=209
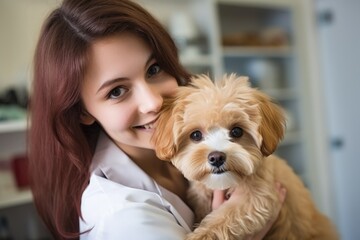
left=0, top=0, right=56, bottom=212
left=216, top=2, right=304, bottom=175
left=0, top=120, right=31, bottom=209
left=139, top=0, right=333, bottom=218
left=0, top=121, right=51, bottom=239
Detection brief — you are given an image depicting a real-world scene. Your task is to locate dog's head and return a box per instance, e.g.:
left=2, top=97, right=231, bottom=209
left=152, top=74, right=285, bottom=189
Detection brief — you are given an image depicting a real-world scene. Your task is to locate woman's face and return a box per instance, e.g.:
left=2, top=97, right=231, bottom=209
left=81, top=33, right=178, bottom=155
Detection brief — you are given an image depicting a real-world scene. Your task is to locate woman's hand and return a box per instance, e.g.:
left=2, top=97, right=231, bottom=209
left=212, top=182, right=287, bottom=240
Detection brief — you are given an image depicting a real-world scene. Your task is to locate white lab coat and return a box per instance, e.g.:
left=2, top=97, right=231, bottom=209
left=80, top=132, right=194, bottom=239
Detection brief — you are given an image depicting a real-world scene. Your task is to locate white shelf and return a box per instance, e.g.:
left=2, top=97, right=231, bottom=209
left=0, top=189, right=32, bottom=209
left=180, top=54, right=213, bottom=67
left=222, top=46, right=292, bottom=58
left=0, top=119, right=27, bottom=134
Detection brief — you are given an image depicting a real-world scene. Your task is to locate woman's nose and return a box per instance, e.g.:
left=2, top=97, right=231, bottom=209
left=136, top=83, right=163, bottom=114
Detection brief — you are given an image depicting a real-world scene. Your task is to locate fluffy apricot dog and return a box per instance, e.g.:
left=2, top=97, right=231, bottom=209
left=152, top=74, right=338, bottom=240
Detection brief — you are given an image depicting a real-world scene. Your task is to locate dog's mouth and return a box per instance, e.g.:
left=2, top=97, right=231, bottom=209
left=211, top=167, right=227, bottom=174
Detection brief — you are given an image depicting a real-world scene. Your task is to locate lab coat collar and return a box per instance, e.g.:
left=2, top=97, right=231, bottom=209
left=90, top=131, right=194, bottom=231
left=91, top=131, right=159, bottom=193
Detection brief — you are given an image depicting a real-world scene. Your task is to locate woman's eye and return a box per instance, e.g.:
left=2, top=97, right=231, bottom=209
left=230, top=127, right=243, bottom=138
left=190, top=130, right=203, bottom=142
left=147, top=63, right=161, bottom=78
left=107, top=86, right=127, bottom=99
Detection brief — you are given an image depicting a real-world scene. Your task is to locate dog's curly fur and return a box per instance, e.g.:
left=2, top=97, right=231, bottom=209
left=152, top=74, right=338, bottom=240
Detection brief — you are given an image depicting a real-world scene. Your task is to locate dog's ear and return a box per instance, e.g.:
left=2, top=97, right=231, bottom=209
left=255, top=92, right=286, bottom=156
left=152, top=98, right=177, bottom=161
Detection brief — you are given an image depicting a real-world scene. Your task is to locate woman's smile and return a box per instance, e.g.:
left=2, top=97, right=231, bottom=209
left=132, top=117, right=158, bottom=131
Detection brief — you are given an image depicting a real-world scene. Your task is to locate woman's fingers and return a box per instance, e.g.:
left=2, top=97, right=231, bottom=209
left=212, top=189, right=226, bottom=210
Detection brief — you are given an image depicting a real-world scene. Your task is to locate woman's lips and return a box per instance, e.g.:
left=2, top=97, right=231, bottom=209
left=133, top=118, right=158, bottom=130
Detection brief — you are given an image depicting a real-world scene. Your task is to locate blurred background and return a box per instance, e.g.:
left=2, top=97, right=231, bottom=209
left=0, top=0, right=358, bottom=239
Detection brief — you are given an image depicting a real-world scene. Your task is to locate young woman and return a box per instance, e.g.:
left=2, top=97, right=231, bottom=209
left=28, top=0, right=285, bottom=239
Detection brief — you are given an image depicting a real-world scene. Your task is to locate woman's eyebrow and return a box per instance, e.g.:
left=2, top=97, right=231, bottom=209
left=96, top=77, right=127, bottom=94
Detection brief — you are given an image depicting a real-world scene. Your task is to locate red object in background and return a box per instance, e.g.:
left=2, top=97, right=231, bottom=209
left=11, top=154, right=30, bottom=188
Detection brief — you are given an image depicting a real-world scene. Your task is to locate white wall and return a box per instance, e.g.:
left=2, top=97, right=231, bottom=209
left=0, top=0, right=57, bottom=90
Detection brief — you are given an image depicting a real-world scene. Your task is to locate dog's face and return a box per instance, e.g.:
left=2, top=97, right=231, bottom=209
left=152, top=74, right=285, bottom=189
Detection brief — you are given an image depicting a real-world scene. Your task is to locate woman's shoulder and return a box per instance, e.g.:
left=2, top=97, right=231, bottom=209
left=80, top=174, right=189, bottom=239
left=81, top=174, right=165, bottom=216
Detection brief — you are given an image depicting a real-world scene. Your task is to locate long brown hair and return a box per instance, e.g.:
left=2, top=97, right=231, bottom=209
left=28, top=0, right=190, bottom=238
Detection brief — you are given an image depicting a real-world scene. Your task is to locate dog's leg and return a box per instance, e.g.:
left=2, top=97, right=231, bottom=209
left=186, top=183, right=279, bottom=240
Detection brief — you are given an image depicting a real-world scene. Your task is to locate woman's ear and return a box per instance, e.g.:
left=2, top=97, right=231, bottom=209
left=80, top=109, right=96, bottom=125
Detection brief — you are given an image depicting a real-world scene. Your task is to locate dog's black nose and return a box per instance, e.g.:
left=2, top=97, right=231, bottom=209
left=208, top=151, right=226, bottom=168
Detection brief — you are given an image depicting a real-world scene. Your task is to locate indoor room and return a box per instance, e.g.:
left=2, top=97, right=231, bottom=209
left=0, top=0, right=358, bottom=239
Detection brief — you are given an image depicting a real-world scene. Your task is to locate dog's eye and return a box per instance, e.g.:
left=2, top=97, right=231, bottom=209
left=190, top=130, right=203, bottom=142
left=230, top=127, right=243, bottom=138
